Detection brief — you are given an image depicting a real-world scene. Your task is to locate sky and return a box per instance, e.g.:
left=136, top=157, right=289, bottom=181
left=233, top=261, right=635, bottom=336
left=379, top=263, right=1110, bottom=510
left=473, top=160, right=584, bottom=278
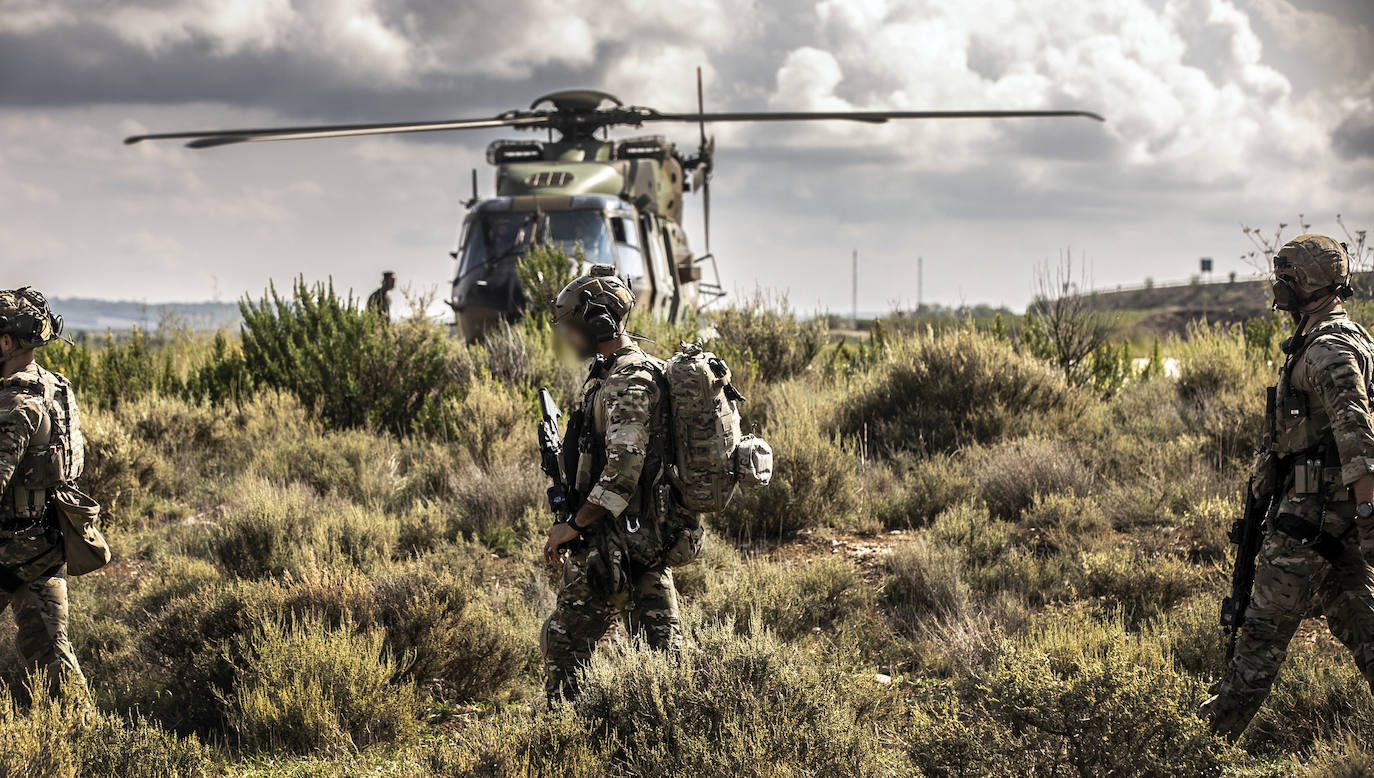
left=1, top=0, right=1372, bottom=313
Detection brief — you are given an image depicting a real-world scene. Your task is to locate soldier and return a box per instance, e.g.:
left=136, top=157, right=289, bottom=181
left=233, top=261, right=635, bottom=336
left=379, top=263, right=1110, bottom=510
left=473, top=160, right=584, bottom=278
left=1200, top=235, right=1374, bottom=739
left=0, top=288, right=87, bottom=694
left=366, top=271, right=396, bottom=321
left=540, top=265, right=681, bottom=700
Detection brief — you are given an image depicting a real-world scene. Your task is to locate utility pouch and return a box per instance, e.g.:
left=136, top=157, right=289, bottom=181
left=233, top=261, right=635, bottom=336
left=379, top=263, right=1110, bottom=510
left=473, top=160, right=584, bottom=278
left=1281, top=391, right=1308, bottom=422
left=22, top=444, right=66, bottom=490
left=1294, top=459, right=1323, bottom=495
left=52, top=485, right=109, bottom=576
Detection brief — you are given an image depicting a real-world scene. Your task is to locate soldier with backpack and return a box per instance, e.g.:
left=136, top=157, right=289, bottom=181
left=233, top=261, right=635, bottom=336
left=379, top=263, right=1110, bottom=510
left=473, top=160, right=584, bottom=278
left=538, top=265, right=770, bottom=700
left=0, top=288, right=107, bottom=695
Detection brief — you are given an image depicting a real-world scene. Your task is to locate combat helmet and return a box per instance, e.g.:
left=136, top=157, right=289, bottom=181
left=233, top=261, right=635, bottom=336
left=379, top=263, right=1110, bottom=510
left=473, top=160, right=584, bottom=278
left=551, top=264, right=635, bottom=342
left=0, top=287, right=64, bottom=351
left=1272, top=234, right=1352, bottom=311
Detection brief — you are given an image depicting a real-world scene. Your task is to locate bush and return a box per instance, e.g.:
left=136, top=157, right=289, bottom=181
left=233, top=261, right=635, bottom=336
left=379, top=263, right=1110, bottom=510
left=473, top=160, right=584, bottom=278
left=1246, top=641, right=1374, bottom=754
left=207, top=480, right=394, bottom=579
left=1175, top=323, right=1269, bottom=467
left=0, top=676, right=211, bottom=778
left=972, top=438, right=1093, bottom=520
left=838, top=329, right=1079, bottom=456
left=222, top=615, right=418, bottom=754
left=707, top=293, right=825, bottom=383
left=949, top=616, right=1230, bottom=777
left=882, top=536, right=970, bottom=629
left=720, top=380, right=862, bottom=541
left=695, top=557, right=870, bottom=642
left=873, top=453, right=974, bottom=529
left=238, top=279, right=471, bottom=436
left=575, top=625, right=892, bottom=777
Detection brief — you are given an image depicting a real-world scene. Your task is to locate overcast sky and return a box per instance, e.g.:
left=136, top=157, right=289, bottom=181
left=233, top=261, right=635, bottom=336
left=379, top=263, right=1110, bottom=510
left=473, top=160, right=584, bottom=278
left=2, top=0, right=1372, bottom=313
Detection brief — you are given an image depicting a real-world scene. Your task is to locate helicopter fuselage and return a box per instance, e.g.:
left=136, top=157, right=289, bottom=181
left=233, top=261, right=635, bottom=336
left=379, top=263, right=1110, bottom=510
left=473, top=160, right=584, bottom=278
left=449, top=135, right=711, bottom=338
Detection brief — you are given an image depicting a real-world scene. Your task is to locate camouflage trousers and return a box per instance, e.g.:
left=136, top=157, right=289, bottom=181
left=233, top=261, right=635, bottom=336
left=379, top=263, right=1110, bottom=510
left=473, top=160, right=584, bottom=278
left=1201, top=494, right=1374, bottom=740
left=540, top=543, right=681, bottom=700
left=1, top=566, right=85, bottom=695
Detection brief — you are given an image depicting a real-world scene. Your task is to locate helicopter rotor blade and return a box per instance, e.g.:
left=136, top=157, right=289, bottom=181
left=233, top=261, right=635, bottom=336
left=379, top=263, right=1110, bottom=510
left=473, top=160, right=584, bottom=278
left=649, top=109, right=1105, bottom=124
left=124, top=114, right=548, bottom=148
left=696, top=67, right=707, bottom=149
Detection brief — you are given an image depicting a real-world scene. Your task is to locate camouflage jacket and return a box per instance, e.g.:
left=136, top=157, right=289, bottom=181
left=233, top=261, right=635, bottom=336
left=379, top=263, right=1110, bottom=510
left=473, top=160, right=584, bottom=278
left=1270, top=310, right=1374, bottom=488
left=0, top=362, right=60, bottom=524
left=572, top=344, right=669, bottom=519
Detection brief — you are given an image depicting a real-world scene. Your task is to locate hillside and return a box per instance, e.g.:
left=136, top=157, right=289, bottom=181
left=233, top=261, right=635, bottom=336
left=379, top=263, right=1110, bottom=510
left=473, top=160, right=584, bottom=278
left=51, top=297, right=240, bottom=334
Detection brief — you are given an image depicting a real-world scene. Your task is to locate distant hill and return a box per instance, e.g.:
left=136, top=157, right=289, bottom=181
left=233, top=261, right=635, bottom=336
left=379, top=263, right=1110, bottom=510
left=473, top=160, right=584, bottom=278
left=52, top=298, right=241, bottom=334
left=1080, top=274, right=1374, bottom=335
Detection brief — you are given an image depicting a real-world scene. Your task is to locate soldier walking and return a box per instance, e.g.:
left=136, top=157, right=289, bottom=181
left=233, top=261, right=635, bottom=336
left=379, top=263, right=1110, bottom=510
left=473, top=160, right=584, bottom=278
left=366, top=271, right=396, bottom=322
left=539, top=265, right=682, bottom=700
left=1200, top=235, right=1374, bottom=739
left=0, top=288, right=87, bottom=694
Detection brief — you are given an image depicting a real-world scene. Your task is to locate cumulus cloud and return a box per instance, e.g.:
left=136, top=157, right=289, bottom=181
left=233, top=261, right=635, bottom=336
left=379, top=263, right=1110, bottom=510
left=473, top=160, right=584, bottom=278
left=0, top=0, right=1370, bottom=309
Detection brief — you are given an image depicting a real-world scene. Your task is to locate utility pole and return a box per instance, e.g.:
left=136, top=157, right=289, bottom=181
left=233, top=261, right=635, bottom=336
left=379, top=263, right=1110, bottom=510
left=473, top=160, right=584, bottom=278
left=917, top=256, right=923, bottom=314
left=850, top=249, right=859, bottom=328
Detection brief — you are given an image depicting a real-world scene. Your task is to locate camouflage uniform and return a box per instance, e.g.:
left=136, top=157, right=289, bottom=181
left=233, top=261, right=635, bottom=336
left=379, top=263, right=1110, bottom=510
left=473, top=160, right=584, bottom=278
left=541, top=344, right=681, bottom=699
left=1201, top=310, right=1374, bottom=738
left=0, top=362, right=86, bottom=692
left=366, top=272, right=395, bottom=322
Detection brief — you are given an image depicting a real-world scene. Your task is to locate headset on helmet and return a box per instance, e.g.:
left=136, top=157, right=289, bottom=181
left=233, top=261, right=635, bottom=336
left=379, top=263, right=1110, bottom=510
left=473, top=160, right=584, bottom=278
left=1271, top=234, right=1353, bottom=313
left=0, top=287, right=63, bottom=349
left=552, top=265, right=635, bottom=343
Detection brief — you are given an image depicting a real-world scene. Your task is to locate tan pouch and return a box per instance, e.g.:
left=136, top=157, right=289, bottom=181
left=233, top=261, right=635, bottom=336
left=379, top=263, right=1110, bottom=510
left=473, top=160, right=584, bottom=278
left=53, top=485, right=110, bottom=576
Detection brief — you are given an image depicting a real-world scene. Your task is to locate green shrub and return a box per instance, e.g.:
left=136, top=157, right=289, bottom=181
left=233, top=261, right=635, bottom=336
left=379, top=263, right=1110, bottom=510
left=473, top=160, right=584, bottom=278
left=222, top=615, right=418, bottom=754
left=972, top=438, right=1093, bottom=520
left=1019, top=492, right=1111, bottom=553
left=931, top=501, right=1013, bottom=571
left=873, top=453, right=974, bottom=529
left=695, top=557, right=870, bottom=642
left=1304, top=736, right=1374, bottom=777
left=1175, top=323, right=1268, bottom=467
left=838, top=329, right=1079, bottom=455
left=721, top=381, right=861, bottom=541
left=572, top=625, right=893, bottom=777
left=37, top=328, right=184, bottom=411
left=428, top=707, right=609, bottom=778
left=967, top=616, right=1229, bottom=777
left=238, top=279, right=470, bottom=436
left=207, top=480, right=394, bottom=579
left=0, top=676, right=211, bottom=778
left=882, top=536, right=970, bottom=628
left=1246, top=641, right=1374, bottom=754
left=706, top=293, right=825, bottom=383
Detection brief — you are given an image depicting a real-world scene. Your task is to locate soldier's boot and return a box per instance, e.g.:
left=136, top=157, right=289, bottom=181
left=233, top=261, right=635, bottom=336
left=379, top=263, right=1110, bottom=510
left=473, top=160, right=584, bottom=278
left=1199, top=612, right=1298, bottom=741
left=1197, top=686, right=1267, bottom=742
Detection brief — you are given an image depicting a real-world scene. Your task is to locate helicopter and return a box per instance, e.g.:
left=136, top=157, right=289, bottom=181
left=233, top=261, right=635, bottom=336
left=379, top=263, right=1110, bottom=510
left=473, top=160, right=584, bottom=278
left=124, top=71, right=1104, bottom=338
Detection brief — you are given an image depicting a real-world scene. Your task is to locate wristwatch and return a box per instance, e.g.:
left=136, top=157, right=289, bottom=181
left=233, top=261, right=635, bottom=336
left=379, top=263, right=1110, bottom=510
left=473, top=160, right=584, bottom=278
left=1357, top=502, right=1374, bottom=520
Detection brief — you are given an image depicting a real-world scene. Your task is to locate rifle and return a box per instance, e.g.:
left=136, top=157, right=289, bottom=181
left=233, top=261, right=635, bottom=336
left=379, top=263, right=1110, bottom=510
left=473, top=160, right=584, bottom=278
left=1219, top=386, right=1280, bottom=662
left=537, top=388, right=577, bottom=545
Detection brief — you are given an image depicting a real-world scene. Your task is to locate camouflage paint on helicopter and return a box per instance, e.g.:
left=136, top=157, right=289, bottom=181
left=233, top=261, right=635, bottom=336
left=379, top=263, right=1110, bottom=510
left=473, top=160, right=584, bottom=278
left=124, top=77, right=1104, bottom=339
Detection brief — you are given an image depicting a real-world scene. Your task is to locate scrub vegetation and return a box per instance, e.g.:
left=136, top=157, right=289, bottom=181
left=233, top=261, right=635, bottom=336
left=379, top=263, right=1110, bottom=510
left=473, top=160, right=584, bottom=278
left=3, top=274, right=1373, bottom=776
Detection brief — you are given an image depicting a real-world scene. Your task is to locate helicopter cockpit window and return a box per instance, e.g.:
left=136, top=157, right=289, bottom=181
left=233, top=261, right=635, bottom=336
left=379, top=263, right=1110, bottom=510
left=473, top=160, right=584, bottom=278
left=459, top=213, right=536, bottom=276
left=546, top=212, right=614, bottom=266
left=610, top=215, right=647, bottom=284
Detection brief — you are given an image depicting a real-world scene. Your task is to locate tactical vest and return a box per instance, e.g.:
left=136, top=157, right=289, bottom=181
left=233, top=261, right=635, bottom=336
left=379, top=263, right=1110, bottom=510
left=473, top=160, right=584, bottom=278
left=1, top=366, right=84, bottom=525
left=1271, top=315, right=1374, bottom=460
left=568, top=348, right=685, bottom=569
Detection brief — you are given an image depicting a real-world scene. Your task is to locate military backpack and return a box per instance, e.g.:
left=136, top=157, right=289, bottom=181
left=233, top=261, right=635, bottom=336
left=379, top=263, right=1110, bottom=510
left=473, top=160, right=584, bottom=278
left=662, top=342, right=773, bottom=513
